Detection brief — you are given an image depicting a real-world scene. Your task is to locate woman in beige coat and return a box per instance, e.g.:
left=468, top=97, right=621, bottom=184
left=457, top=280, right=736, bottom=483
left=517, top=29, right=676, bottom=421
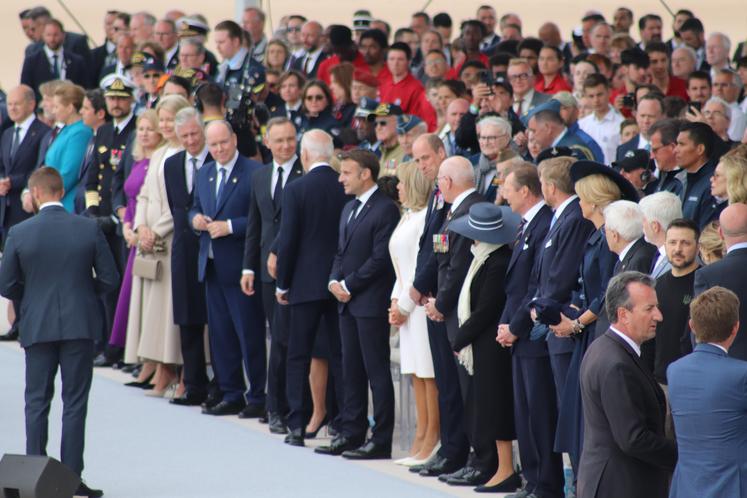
left=124, top=95, right=191, bottom=396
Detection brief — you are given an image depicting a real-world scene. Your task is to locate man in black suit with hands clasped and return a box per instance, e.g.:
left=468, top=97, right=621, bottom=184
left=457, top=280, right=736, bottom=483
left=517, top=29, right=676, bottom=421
left=315, top=149, right=399, bottom=459
left=0, top=168, right=119, bottom=498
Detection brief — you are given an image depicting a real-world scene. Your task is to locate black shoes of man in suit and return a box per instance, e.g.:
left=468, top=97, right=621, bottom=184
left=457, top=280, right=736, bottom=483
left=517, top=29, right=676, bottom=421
left=0, top=323, right=18, bottom=341
left=267, top=413, right=288, bottom=434
left=75, top=482, right=104, bottom=497
left=410, top=453, right=464, bottom=477
left=202, top=400, right=245, bottom=416
left=170, top=391, right=207, bottom=406
left=438, top=465, right=491, bottom=486
left=238, top=403, right=266, bottom=419
left=314, top=434, right=364, bottom=456
left=284, top=428, right=305, bottom=447
left=341, top=439, right=391, bottom=460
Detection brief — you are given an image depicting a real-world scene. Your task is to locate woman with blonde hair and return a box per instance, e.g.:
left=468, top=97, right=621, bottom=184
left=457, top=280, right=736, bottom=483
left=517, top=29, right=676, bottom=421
left=110, top=110, right=164, bottom=387
left=264, top=39, right=290, bottom=72
left=699, top=221, right=726, bottom=264
left=721, top=145, right=747, bottom=204
left=125, top=95, right=190, bottom=397
left=388, top=162, right=439, bottom=465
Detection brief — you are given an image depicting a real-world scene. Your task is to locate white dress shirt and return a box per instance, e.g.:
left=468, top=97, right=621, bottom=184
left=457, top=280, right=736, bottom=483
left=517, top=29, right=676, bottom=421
left=449, top=187, right=477, bottom=215
left=610, top=326, right=641, bottom=356
left=578, top=105, right=624, bottom=164
left=523, top=200, right=547, bottom=225
left=300, top=47, right=323, bottom=74
left=637, top=135, right=650, bottom=150
left=727, top=241, right=747, bottom=254
left=43, top=45, right=66, bottom=80
left=114, top=112, right=134, bottom=135
left=514, top=89, right=536, bottom=116
left=271, top=156, right=297, bottom=200
left=11, top=114, right=36, bottom=149
left=618, top=239, right=637, bottom=262
left=39, top=201, right=64, bottom=211
left=185, top=146, right=209, bottom=193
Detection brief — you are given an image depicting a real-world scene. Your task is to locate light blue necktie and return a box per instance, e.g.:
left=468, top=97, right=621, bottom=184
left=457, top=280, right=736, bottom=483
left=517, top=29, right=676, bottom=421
left=216, top=167, right=227, bottom=203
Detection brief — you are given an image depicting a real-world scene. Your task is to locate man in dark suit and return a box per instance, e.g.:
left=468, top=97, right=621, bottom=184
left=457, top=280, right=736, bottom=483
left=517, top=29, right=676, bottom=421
left=164, top=108, right=211, bottom=406
left=241, top=117, right=303, bottom=431
left=0, top=167, right=118, bottom=498
left=526, top=157, right=594, bottom=433
left=423, top=156, right=485, bottom=484
left=498, top=163, right=564, bottom=498
left=668, top=286, right=747, bottom=498
left=577, top=271, right=677, bottom=498
left=315, top=150, right=399, bottom=459
left=20, top=19, right=89, bottom=98
left=89, top=11, right=120, bottom=86
left=407, top=134, right=470, bottom=477
left=0, top=85, right=50, bottom=342
left=22, top=7, right=91, bottom=65
left=189, top=120, right=266, bottom=416
left=275, top=129, right=349, bottom=447
left=615, top=94, right=665, bottom=162
left=694, top=203, right=747, bottom=361
left=288, top=21, right=327, bottom=78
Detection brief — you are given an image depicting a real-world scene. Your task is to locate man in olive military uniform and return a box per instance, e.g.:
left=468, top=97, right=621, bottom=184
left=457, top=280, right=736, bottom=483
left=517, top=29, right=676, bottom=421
left=86, top=74, right=136, bottom=367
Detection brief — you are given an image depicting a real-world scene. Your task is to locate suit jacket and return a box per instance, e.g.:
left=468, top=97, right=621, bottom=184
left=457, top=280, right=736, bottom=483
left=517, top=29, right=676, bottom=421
left=0, top=118, right=50, bottom=231
left=694, top=247, right=747, bottom=360
left=242, top=159, right=303, bottom=283
left=90, top=43, right=113, bottom=86
left=288, top=51, right=329, bottom=78
left=189, top=154, right=263, bottom=285
left=667, top=343, right=747, bottom=498
left=616, top=134, right=640, bottom=162
left=527, top=91, right=551, bottom=113
left=275, top=164, right=349, bottom=304
left=20, top=49, right=88, bottom=98
left=25, top=32, right=92, bottom=69
left=164, top=150, right=211, bottom=325
left=434, top=191, right=484, bottom=318
left=502, top=204, right=553, bottom=357
left=577, top=330, right=677, bottom=498
left=0, top=205, right=118, bottom=347
left=615, top=237, right=657, bottom=275
left=111, top=135, right=136, bottom=212
left=330, top=189, right=400, bottom=317
left=412, top=187, right=450, bottom=297
left=525, top=198, right=594, bottom=355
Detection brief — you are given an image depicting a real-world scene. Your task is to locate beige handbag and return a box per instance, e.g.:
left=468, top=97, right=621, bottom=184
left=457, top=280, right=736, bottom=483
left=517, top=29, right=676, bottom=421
left=133, top=252, right=161, bottom=280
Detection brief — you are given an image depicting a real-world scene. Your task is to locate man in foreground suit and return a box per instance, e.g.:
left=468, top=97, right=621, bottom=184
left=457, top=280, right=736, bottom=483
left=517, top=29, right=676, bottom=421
left=0, top=85, right=50, bottom=342
left=275, top=130, right=349, bottom=447
left=577, top=271, right=677, bottom=498
left=241, top=117, right=303, bottom=431
left=0, top=167, right=119, bottom=498
left=668, top=286, right=747, bottom=498
left=498, top=163, right=564, bottom=498
left=316, top=149, right=399, bottom=459
left=190, top=120, right=266, bottom=416
left=694, top=203, right=747, bottom=361
left=164, top=107, right=211, bottom=406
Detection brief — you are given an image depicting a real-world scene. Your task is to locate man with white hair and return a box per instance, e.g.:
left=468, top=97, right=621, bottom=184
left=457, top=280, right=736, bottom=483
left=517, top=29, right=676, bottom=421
left=130, top=11, right=156, bottom=44
left=275, top=129, right=349, bottom=447
left=706, top=33, right=732, bottom=78
left=639, top=192, right=684, bottom=279
left=702, top=96, right=733, bottom=142
left=712, top=69, right=747, bottom=141
left=605, top=200, right=658, bottom=277
left=440, top=98, right=470, bottom=157
left=472, top=116, right=512, bottom=200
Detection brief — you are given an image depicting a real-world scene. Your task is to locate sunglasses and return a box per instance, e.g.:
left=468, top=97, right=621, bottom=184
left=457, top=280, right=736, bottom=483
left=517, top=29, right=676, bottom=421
left=287, top=26, right=302, bottom=32
left=143, top=73, right=161, bottom=79
left=305, top=94, right=325, bottom=101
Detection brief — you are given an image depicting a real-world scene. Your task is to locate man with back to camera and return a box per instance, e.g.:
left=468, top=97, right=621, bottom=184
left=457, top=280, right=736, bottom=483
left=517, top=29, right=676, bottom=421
left=0, top=167, right=119, bottom=498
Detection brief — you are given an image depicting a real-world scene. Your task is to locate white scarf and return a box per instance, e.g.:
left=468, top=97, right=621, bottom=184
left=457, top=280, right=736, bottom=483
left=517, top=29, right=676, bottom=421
left=456, top=242, right=503, bottom=375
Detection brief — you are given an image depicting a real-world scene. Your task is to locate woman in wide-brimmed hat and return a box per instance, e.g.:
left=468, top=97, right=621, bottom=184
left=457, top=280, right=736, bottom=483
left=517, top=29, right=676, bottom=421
left=447, top=202, right=523, bottom=493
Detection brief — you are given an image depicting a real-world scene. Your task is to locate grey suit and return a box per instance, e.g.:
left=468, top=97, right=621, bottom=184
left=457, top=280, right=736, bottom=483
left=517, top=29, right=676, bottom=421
left=0, top=204, right=119, bottom=475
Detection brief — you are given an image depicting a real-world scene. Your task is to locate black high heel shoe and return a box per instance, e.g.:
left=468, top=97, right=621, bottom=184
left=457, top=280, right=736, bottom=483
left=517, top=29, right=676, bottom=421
left=125, top=371, right=155, bottom=389
left=305, top=415, right=329, bottom=439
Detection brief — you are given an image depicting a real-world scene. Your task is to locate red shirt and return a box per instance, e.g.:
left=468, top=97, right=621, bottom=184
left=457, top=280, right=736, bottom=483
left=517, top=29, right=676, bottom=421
left=317, top=52, right=370, bottom=86
left=445, top=53, right=491, bottom=80
left=664, top=76, right=689, bottom=100
left=378, top=73, right=437, bottom=131
left=535, top=74, right=572, bottom=94
left=610, top=86, right=633, bottom=118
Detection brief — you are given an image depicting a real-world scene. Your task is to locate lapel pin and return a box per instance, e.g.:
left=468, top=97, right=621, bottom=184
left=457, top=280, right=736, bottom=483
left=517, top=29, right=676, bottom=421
left=232, top=178, right=237, bottom=183
left=209, top=177, right=214, bottom=182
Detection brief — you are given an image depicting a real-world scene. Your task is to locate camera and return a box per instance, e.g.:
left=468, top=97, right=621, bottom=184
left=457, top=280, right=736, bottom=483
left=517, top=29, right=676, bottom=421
left=622, top=93, right=636, bottom=109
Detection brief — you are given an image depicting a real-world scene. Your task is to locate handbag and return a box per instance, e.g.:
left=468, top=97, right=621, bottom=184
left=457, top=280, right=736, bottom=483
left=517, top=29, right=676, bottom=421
left=133, top=251, right=162, bottom=280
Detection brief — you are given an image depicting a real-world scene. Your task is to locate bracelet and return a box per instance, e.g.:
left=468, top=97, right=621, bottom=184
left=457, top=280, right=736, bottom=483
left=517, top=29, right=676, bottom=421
left=572, top=319, right=585, bottom=335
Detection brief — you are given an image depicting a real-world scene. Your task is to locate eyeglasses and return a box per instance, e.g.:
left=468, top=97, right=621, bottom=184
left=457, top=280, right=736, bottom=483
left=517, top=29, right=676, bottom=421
left=287, top=26, right=302, bottom=32
left=305, top=94, right=325, bottom=101
left=508, top=73, right=530, bottom=82
left=650, top=143, right=674, bottom=153
left=375, top=120, right=390, bottom=127
left=143, top=73, right=161, bottom=79
left=478, top=134, right=506, bottom=142
left=703, top=110, right=725, bottom=118
left=154, top=32, right=174, bottom=37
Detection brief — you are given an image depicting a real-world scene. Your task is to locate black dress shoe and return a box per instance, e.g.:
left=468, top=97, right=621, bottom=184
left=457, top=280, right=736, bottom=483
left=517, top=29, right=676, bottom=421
left=201, top=392, right=222, bottom=410
left=409, top=453, right=445, bottom=473
left=447, top=467, right=491, bottom=486
left=342, top=440, right=391, bottom=460
left=0, top=324, right=19, bottom=341
left=268, top=413, right=288, bottom=434
left=75, top=481, right=103, bottom=497
left=93, top=353, right=116, bottom=368
left=258, top=413, right=269, bottom=424
left=314, top=435, right=363, bottom=456
left=474, top=472, right=523, bottom=493
left=170, top=392, right=207, bottom=406
left=438, top=465, right=471, bottom=482
left=202, top=400, right=245, bottom=416
left=419, top=456, right=463, bottom=477
left=284, top=428, right=304, bottom=447
left=238, top=403, right=266, bottom=419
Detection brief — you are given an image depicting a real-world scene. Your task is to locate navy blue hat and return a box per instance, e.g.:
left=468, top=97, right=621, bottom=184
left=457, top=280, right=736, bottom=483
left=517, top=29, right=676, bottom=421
left=354, top=97, right=380, bottom=118
left=571, top=160, right=640, bottom=202
left=396, top=114, right=424, bottom=134
left=521, top=99, right=561, bottom=126
left=612, top=149, right=652, bottom=173
left=535, top=146, right=574, bottom=163
left=448, top=203, right=521, bottom=244
left=141, top=55, right=165, bottom=73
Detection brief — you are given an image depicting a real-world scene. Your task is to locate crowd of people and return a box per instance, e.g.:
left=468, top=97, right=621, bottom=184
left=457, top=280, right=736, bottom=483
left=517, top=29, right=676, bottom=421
left=2, top=4, right=747, bottom=498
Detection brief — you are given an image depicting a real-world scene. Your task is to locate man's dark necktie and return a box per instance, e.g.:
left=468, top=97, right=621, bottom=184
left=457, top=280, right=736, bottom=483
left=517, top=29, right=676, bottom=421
left=51, top=54, right=60, bottom=78
left=273, top=165, right=284, bottom=205
left=514, top=218, right=526, bottom=249
left=345, top=199, right=361, bottom=237
left=303, top=55, right=311, bottom=74
left=216, top=167, right=227, bottom=203
left=189, top=157, right=198, bottom=193
left=10, top=126, right=21, bottom=159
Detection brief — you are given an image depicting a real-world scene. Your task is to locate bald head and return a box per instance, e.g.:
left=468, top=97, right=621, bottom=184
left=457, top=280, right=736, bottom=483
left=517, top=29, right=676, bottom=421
left=438, top=156, right=475, bottom=202
left=205, top=120, right=238, bottom=164
left=720, top=204, right=747, bottom=247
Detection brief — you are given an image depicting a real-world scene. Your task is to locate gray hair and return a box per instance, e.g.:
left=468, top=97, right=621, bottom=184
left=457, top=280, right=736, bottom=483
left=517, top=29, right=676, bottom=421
left=708, top=32, right=731, bottom=52
left=133, top=11, right=157, bottom=26
left=605, top=271, right=655, bottom=324
left=180, top=37, right=206, bottom=54
left=553, top=91, right=577, bottom=109
left=300, top=129, right=333, bottom=162
left=476, top=116, right=512, bottom=137
left=174, top=107, right=204, bottom=132
left=673, top=46, right=696, bottom=64
left=604, top=200, right=644, bottom=242
left=705, top=96, right=732, bottom=121
left=639, top=192, right=682, bottom=230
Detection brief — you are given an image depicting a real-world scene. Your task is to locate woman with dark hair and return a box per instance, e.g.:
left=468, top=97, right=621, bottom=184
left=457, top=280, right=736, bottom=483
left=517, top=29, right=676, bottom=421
left=329, top=62, right=356, bottom=127
left=272, top=70, right=306, bottom=128
left=297, top=79, right=341, bottom=136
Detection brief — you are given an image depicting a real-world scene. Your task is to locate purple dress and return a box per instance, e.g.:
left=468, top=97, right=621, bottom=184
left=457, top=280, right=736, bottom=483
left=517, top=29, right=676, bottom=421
left=109, top=158, right=150, bottom=348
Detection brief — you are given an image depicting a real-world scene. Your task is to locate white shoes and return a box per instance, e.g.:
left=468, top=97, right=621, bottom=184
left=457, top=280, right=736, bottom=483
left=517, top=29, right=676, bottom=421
left=394, top=443, right=441, bottom=467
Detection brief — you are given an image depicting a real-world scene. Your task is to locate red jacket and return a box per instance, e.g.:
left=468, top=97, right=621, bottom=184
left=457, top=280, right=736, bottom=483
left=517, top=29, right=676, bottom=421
left=317, top=52, right=370, bottom=86
left=378, top=73, right=437, bottom=131
left=535, top=74, right=572, bottom=94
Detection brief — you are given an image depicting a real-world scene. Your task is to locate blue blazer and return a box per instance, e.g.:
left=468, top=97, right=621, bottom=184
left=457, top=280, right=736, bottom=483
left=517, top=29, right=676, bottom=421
left=189, top=154, right=262, bottom=285
left=412, top=187, right=449, bottom=296
left=529, top=198, right=594, bottom=355
left=0, top=205, right=119, bottom=347
left=44, top=120, right=93, bottom=212
left=502, top=204, right=553, bottom=357
left=330, top=188, right=400, bottom=317
left=667, top=343, right=747, bottom=498
left=0, top=118, right=50, bottom=231
left=20, top=48, right=89, bottom=98
left=275, top=164, right=349, bottom=304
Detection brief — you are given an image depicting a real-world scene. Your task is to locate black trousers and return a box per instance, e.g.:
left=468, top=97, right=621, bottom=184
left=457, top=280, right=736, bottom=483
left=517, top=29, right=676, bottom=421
left=426, top=318, right=469, bottom=464
left=179, top=324, right=208, bottom=396
left=285, top=299, right=343, bottom=431
left=339, top=311, right=394, bottom=445
left=513, top=354, right=565, bottom=498
left=25, top=339, right=94, bottom=476
left=262, top=281, right=289, bottom=415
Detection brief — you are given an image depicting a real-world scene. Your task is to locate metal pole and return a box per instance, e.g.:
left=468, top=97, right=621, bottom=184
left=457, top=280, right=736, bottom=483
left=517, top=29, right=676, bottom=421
left=56, top=0, right=93, bottom=46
